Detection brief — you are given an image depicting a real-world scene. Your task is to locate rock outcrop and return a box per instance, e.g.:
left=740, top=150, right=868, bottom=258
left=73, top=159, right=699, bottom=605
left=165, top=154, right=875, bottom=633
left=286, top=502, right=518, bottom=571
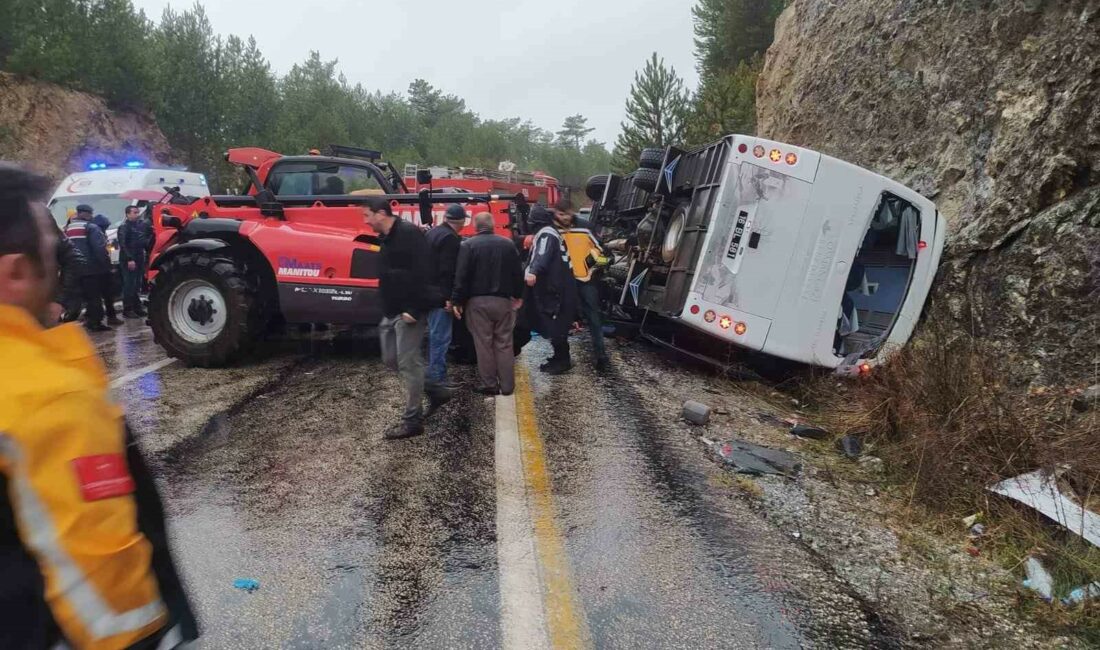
left=0, top=71, right=173, bottom=181
left=757, top=0, right=1100, bottom=385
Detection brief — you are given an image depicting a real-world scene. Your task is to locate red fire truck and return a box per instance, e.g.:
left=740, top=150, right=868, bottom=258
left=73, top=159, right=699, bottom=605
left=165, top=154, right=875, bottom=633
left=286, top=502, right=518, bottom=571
left=401, top=162, right=561, bottom=236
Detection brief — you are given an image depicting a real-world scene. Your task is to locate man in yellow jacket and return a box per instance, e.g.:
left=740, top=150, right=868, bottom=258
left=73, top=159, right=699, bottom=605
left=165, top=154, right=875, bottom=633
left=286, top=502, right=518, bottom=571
left=0, top=164, right=197, bottom=649
left=554, top=199, right=611, bottom=372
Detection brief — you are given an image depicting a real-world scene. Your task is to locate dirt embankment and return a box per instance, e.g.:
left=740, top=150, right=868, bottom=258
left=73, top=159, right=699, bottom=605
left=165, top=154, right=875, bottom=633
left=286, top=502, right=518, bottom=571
left=756, top=0, right=1100, bottom=387
left=0, top=71, right=174, bottom=181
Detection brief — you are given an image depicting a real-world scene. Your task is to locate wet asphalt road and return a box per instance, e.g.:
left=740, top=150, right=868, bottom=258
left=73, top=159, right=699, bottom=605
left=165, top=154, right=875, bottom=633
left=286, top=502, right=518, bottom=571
left=93, top=319, right=902, bottom=649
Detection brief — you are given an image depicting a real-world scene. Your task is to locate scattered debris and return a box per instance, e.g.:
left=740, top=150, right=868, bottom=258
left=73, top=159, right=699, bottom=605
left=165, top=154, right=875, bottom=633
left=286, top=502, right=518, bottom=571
left=790, top=423, right=829, bottom=440
left=792, top=531, right=802, bottom=539
left=709, top=438, right=802, bottom=477
left=965, top=546, right=981, bottom=558
left=1021, top=557, right=1054, bottom=602
left=1072, top=384, right=1099, bottom=412
left=1062, top=582, right=1100, bottom=606
left=233, top=578, right=260, bottom=593
left=858, top=455, right=884, bottom=473
left=989, top=469, right=1100, bottom=547
left=836, top=434, right=864, bottom=459
left=969, top=523, right=986, bottom=537
left=864, top=487, right=877, bottom=497
left=754, top=412, right=794, bottom=428
left=715, top=406, right=729, bottom=415
left=962, top=513, right=982, bottom=528
left=682, top=400, right=712, bottom=425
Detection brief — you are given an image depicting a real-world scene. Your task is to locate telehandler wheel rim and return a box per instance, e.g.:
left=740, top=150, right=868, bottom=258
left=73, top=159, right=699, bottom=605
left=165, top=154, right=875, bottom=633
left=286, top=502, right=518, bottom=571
left=169, top=279, right=228, bottom=344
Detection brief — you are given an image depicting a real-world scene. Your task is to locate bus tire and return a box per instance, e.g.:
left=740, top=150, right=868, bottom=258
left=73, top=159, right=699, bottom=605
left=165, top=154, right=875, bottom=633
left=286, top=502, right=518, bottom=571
left=585, top=175, right=608, bottom=202
left=633, top=167, right=660, bottom=193
left=639, top=148, right=665, bottom=170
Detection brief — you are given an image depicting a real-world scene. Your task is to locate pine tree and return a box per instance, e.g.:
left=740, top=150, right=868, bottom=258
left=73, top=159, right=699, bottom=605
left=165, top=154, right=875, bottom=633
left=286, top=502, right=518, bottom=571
left=612, top=53, right=689, bottom=173
left=557, top=114, right=594, bottom=149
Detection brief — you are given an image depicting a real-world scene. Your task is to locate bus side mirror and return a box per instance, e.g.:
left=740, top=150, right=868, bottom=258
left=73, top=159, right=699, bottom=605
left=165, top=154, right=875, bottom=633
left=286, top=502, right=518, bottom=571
left=416, top=169, right=433, bottom=185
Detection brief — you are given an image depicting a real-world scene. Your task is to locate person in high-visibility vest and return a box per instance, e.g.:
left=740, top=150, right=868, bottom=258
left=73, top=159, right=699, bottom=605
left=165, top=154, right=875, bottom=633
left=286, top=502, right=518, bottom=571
left=0, top=163, right=198, bottom=649
left=553, top=199, right=611, bottom=372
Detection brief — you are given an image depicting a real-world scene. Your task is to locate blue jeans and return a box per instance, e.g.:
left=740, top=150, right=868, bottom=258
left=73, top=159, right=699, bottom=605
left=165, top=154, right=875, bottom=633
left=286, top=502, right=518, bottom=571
left=427, top=308, right=453, bottom=383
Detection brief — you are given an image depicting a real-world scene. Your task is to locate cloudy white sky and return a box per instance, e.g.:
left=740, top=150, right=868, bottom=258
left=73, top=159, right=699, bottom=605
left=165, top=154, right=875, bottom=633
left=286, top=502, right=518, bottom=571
left=130, top=0, right=700, bottom=147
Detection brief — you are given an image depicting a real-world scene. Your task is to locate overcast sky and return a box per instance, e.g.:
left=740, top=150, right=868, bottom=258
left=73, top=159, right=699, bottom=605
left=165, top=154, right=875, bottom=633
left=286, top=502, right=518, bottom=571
left=130, top=0, right=699, bottom=148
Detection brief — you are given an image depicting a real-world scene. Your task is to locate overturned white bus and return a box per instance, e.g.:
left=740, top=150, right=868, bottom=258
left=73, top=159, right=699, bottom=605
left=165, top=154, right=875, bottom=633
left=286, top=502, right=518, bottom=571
left=588, top=135, right=947, bottom=375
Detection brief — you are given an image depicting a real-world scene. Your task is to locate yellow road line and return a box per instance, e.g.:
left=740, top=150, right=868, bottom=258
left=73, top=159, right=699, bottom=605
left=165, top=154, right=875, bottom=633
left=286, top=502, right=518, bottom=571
left=513, top=365, right=590, bottom=649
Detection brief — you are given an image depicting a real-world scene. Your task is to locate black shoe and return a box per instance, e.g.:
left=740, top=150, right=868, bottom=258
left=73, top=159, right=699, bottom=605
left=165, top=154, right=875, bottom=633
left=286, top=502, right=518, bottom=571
left=106, top=317, right=124, bottom=326
left=85, top=322, right=111, bottom=333
left=539, top=357, right=560, bottom=372
left=500, top=389, right=514, bottom=397
left=595, top=357, right=611, bottom=372
left=133, top=307, right=147, bottom=317
left=425, top=386, right=455, bottom=418
left=543, top=361, right=573, bottom=376
left=475, top=386, right=501, bottom=396
left=384, top=422, right=425, bottom=440
left=123, top=310, right=141, bottom=319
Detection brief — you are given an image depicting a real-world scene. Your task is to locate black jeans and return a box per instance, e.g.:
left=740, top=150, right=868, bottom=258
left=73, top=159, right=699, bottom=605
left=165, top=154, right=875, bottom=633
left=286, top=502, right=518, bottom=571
left=577, top=280, right=607, bottom=361
left=121, top=260, right=145, bottom=312
left=80, top=275, right=113, bottom=325
left=550, top=335, right=571, bottom=365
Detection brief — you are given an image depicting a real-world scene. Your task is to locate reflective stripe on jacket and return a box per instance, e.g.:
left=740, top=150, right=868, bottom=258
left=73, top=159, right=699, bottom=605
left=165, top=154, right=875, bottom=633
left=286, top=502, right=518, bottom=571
left=0, top=305, right=166, bottom=649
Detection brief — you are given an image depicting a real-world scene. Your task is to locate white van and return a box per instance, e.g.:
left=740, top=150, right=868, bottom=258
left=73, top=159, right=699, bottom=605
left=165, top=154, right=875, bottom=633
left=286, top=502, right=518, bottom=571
left=48, top=165, right=208, bottom=263
left=602, top=135, right=947, bottom=374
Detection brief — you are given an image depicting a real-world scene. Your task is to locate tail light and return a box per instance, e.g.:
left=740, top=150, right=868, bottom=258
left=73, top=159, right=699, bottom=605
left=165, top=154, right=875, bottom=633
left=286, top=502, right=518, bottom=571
left=769, top=149, right=783, bottom=163
left=753, top=145, right=766, bottom=158
left=704, top=310, right=717, bottom=323
left=690, top=305, right=700, bottom=315
left=719, top=315, right=733, bottom=330
left=859, top=363, right=872, bottom=375
left=734, top=322, right=747, bottom=336
left=738, top=144, right=748, bottom=154
left=785, top=153, right=798, bottom=165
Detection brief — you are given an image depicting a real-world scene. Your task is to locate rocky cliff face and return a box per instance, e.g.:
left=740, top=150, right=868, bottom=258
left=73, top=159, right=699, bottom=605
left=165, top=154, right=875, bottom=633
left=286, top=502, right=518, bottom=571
left=757, top=0, right=1099, bottom=385
left=0, top=72, right=173, bottom=181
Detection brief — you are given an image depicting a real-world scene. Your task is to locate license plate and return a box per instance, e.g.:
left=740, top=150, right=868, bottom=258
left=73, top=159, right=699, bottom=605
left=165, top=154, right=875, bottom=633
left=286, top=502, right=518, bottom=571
left=726, top=211, right=750, bottom=260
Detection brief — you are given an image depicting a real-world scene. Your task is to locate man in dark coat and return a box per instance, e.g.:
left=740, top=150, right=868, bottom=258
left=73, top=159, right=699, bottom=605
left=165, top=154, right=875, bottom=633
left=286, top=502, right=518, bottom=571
left=524, top=205, right=577, bottom=375
left=64, top=205, right=116, bottom=331
left=363, top=196, right=454, bottom=440
left=117, top=206, right=148, bottom=318
left=55, top=225, right=87, bottom=322
left=424, top=204, right=466, bottom=388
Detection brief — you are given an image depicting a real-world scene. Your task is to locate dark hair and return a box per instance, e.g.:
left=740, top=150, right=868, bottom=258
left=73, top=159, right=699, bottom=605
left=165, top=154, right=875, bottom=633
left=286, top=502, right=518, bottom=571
left=364, top=196, right=394, bottom=216
left=125, top=205, right=141, bottom=215
left=0, top=163, right=52, bottom=266
left=553, top=198, right=572, bottom=213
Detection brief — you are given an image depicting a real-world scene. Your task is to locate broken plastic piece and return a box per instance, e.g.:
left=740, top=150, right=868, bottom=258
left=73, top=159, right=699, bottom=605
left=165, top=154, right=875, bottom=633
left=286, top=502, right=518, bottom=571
left=836, top=434, right=863, bottom=459
left=711, top=438, right=801, bottom=476
left=989, top=470, right=1100, bottom=547
left=962, top=513, right=981, bottom=528
left=233, top=578, right=260, bottom=593
left=1062, top=582, right=1100, bottom=606
left=682, top=400, right=712, bottom=426
left=790, top=423, right=829, bottom=440
left=1021, top=557, right=1053, bottom=602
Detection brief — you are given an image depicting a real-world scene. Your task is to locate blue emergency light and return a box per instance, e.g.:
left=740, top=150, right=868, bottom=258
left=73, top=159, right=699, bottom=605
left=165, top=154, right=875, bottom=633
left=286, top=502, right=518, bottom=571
left=124, top=160, right=145, bottom=168
left=87, top=162, right=108, bottom=170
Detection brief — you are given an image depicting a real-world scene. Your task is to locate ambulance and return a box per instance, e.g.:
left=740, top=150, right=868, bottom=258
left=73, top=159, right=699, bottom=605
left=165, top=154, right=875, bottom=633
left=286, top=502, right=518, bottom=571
left=48, top=162, right=208, bottom=265
left=598, top=135, right=947, bottom=375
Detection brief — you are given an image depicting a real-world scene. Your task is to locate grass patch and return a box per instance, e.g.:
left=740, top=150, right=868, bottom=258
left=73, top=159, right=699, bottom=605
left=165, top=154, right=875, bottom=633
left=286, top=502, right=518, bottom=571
left=787, top=326, right=1099, bottom=637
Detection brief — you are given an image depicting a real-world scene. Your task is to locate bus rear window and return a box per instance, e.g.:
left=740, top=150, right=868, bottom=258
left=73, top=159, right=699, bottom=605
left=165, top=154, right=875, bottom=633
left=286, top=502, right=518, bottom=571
left=835, top=193, right=921, bottom=357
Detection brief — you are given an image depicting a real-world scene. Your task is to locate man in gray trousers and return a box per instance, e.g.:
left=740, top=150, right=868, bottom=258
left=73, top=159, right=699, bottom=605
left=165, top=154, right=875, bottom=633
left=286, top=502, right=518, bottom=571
left=363, top=197, right=453, bottom=439
left=452, top=213, right=525, bottom=396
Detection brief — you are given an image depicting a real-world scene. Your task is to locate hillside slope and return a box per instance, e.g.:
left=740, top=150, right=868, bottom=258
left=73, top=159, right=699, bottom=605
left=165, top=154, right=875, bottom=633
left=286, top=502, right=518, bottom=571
left=0, top=71, right=174, bottom=180
left=757, top=0, right=1099, bottom=385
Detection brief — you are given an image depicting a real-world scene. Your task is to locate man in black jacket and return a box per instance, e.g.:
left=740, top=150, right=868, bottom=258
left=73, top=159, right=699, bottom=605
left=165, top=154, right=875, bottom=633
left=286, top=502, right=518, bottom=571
left=424, top=204, right=466, bottom=388
left=117, top=206, right=148, bottom=318
left=525, top=205, right=577, bottom=375
left=363, top=197, right=454, bottom=440
left=64, top=205, right=117, bottom=331
left=452, top=213, right=525, bottom=395
left=55, top=225, right=86, bottom=322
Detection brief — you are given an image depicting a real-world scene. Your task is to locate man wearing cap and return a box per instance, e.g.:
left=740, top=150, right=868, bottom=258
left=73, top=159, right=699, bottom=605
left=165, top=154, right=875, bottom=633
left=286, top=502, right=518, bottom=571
left=424, top=204, right=467, bottom=388
left=64, top=204, right=117, bottom=331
